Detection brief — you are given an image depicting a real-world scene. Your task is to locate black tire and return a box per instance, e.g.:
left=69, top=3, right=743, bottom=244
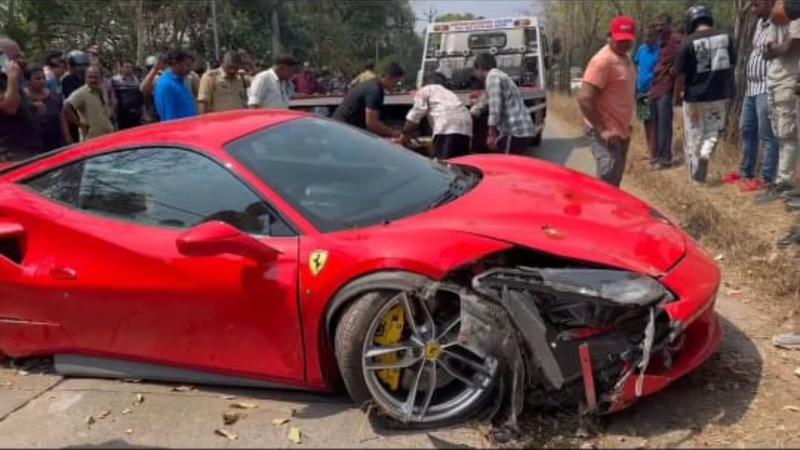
left=333, top=289, right=496, bottom=429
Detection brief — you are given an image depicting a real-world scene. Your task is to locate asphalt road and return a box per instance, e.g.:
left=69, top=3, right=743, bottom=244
left=0, top=118, right=599, bottom=448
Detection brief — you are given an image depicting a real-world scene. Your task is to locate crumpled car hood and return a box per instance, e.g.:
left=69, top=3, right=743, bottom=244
left=407, top=155, right=687, bottom=276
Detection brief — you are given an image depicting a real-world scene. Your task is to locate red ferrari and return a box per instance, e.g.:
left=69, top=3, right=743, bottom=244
left=0, top=111, right=720, bottom=428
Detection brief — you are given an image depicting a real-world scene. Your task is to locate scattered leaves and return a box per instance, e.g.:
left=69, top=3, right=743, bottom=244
left=272, top=418, right=290, bottom=426
left=230, top=401, right=258, bottom=410
left=172, top=385, right=195, bottom=393
left=223, top=411, right=245, bottom=426
left=215, top=428, right=238, bottom=441
left=288, top=426, right=302, bottom=444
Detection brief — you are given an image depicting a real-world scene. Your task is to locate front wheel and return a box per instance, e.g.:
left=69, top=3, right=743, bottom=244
left=334, top=289, right=498, bottom=428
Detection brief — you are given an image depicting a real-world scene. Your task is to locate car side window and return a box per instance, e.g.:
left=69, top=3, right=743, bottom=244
left=24, top=147, right=294, bottom=237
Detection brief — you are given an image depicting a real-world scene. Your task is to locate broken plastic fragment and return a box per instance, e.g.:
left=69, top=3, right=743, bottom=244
left=223, top=411, right=245, bottom=425
left=172, top=385, right=195, bottom=392
left=635, top=308, right=656, bottom=397
left=288, top=426, right=302, bottom=444
left=215, top=428, right=238, bottom=440
left=230, top=401, right=258, bottom=409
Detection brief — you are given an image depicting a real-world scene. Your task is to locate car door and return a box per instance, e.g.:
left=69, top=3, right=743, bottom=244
left=16, top=147, right=305, bottom=384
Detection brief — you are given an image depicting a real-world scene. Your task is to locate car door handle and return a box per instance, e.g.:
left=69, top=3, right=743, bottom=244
left=49, top=267, right=78, bottom=280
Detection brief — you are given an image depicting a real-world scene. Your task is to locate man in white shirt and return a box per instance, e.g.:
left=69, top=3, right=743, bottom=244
left=247, top=56, right=297, bottom=109
left=402, top=72, right=472, bottom=159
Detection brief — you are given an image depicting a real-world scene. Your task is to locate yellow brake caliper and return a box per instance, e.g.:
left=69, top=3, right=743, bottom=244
left=373, top=304, right=405, bottom=391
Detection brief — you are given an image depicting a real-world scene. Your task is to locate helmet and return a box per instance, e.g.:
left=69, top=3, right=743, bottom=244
left=66, top=50, right=90, bottom=67
left=686, top=5, right=713, bottom=33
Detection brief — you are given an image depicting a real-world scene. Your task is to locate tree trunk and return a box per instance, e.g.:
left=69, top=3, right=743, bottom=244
left=136, top=0, right=144, bottom=64
left=271, top=0, right=282, bottom=56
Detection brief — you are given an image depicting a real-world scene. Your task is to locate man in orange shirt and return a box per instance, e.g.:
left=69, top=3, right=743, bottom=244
left=577, top=16, right=637, bottom=187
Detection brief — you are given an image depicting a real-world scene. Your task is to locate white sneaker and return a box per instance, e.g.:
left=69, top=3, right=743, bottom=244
left=773, top=333, right=800, bottom=350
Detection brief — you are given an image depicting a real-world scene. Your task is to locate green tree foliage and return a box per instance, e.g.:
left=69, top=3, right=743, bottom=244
left=2, top=0, right=421, bottom=80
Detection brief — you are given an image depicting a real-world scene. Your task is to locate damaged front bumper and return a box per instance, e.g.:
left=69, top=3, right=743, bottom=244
left=451, top=243, right=721, bottom=427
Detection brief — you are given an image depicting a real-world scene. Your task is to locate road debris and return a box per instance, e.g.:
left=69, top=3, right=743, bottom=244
left=794, top=367, right=800, bottom=378
left=230, top=401, right=258, bottom=410
left=272, top=418, right=290, bottom=426
left=172, top=385, right=195, bottom=392
left=726, top=288, right=744, bottom=297
left=214, top=428, right=238, bottom=441
left=121, top=408, right=132, bottom=415
left=125, top=429, right=133, bottom=435
left=223, top=411, right=245, bottom=426
left=16, top=369, right=29, bottom=376
left=98, top=410, right=112, bottom=419
left=134, top=393, right=145, bottom=405
left=784, top=405, right=800, bottom=412
left=85, top=415, right=96, bottom=426
left=288, top=426, right=302, bottom=444
left=220, top=395, right=237, bottom=400
left=714, top=254, right=725, bottom=262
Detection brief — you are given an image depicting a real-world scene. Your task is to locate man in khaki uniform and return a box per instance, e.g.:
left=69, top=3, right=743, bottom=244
left=62, top=65, right=114, bottom=142
left=198, top=51, right=247, bottom=113
left=759, top=15, right=800, bottom=202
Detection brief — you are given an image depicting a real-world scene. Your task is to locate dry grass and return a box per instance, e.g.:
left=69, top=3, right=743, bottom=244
left=549, top=93, right=799, bottom=317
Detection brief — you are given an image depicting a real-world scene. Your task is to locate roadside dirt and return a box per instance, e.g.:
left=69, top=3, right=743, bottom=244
left=518, top=103, right=800, bottom=449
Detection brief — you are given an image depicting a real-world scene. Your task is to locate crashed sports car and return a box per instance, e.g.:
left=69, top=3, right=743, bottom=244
left=0, top=111, right=720, bottom=428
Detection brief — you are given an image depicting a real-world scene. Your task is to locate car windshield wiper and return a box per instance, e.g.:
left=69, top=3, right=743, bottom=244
left=428, top=171, right=474, bottom=210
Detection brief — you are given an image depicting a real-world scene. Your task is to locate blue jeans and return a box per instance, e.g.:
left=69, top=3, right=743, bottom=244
left=739, top=93, right=779, bottom=182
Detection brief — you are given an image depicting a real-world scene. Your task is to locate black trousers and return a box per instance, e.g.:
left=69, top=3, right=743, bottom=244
left=497, top=135, right=531, bottom=155
left=652, top=92, right=674, bottom=164
left=432, top=134, right=471, bottom=159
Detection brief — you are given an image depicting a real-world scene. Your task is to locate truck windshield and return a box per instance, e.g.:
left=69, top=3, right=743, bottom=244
left=226, top=117, right=479, bottom=233
left=468, top=33, right=507, bottom=49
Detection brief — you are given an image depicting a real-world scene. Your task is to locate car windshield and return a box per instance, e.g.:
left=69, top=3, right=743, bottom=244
left=226, top=117, right=478, bottom=233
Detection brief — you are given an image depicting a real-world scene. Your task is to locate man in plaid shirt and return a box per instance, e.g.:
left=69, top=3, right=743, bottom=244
left=402, top=72, right=472, bottom=159
left=470, top=53, right=535, bottom=154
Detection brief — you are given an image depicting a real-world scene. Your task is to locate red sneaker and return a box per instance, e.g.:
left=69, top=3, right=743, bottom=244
left=740, top=178, right=767, bottom=192
left=722, top=172, right=742, bottom=185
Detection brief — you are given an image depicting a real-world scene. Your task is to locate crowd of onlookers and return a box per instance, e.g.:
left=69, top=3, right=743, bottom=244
left=0, top=40, right=365, bottom=160
left=578, top=0, right=800, bottom=352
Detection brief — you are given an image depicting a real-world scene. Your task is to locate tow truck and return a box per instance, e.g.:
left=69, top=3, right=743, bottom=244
left=289, top=16, right=551, bottom=150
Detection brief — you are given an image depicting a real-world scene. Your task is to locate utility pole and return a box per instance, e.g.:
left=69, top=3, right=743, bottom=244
left=211, top=0, right=220, bottom=61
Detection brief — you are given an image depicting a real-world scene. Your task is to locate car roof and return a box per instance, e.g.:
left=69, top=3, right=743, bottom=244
left=80, top=109, right=309, bottom=153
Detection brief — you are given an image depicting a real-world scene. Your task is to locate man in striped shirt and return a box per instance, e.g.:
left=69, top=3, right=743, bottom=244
left=725, top=0, right=780, bottom=191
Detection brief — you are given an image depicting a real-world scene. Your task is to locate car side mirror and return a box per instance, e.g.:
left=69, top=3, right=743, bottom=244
left=176, top=221, right=281, bottom=264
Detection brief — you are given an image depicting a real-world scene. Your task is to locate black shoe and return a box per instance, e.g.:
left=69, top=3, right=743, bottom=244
left=692, top=157, right=709, bottom=183
left=777, top=227, right=800, bottom=248
left=780, top=187, right=800, bottom=200
left=755, top=183, right=793, bottom=205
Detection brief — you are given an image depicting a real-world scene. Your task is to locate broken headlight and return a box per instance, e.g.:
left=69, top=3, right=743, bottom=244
left=518, top=268, right=669, bottom=307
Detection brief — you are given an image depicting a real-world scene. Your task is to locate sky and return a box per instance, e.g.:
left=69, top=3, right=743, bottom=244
left=409, top=0, right=542, bottom=32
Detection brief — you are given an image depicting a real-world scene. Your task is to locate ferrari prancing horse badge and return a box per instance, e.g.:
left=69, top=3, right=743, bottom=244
left=309, top=250, right=329, bottom=276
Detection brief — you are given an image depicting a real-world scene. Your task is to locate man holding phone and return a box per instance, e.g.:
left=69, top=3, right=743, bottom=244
left=0, top=37, right=43, bottom=161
